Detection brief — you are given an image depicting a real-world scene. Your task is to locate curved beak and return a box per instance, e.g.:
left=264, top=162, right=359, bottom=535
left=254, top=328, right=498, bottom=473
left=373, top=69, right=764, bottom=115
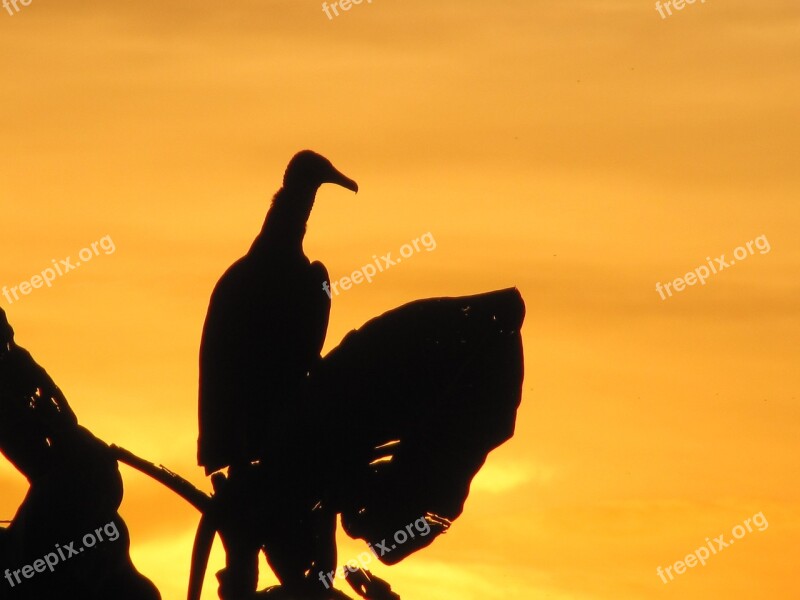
left=327, top=166, right=359, bottom=193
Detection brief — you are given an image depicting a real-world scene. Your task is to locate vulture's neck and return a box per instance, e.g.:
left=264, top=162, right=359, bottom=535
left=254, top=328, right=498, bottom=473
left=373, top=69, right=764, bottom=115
left=250, top=185, right=317, bottom=259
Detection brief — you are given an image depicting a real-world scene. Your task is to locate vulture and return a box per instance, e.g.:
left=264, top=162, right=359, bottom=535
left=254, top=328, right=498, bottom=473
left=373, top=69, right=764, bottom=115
left=198, top=150, right=358, bottom=475
left=192, top=151, right=525, bottom=600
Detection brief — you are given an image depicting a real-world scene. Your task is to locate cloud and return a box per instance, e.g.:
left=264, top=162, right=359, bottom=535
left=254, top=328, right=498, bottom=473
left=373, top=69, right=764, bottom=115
left=470, top=462, right=555, bottom=494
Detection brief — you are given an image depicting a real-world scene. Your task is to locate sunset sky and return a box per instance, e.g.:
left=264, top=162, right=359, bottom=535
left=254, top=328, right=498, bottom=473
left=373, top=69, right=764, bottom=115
left=1, top=0, right=799, bottom=598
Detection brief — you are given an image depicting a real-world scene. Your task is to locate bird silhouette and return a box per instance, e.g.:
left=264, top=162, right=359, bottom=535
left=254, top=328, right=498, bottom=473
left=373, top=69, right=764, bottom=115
left=192, top=152, right=525, bottom=600
left=198, top=150, right=358, bottom=475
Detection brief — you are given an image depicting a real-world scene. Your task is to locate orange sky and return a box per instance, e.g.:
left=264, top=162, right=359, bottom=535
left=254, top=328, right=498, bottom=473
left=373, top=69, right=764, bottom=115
left=1, top=1, right=799, bottom=598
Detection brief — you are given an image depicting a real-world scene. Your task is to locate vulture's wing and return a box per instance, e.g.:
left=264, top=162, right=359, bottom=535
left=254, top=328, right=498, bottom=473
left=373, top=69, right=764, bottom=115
left=198, top=258, right=260, bottom=473
left=310, top=288, right=525, bottom=563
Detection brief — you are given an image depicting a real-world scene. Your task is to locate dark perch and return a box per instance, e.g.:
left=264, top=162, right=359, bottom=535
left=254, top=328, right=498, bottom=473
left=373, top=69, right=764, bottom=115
left=0, top=308, right=160, bottom=600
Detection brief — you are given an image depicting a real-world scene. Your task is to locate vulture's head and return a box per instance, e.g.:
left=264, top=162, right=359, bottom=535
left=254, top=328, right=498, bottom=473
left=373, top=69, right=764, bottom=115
left=283, top=150, right=359, bottom=193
